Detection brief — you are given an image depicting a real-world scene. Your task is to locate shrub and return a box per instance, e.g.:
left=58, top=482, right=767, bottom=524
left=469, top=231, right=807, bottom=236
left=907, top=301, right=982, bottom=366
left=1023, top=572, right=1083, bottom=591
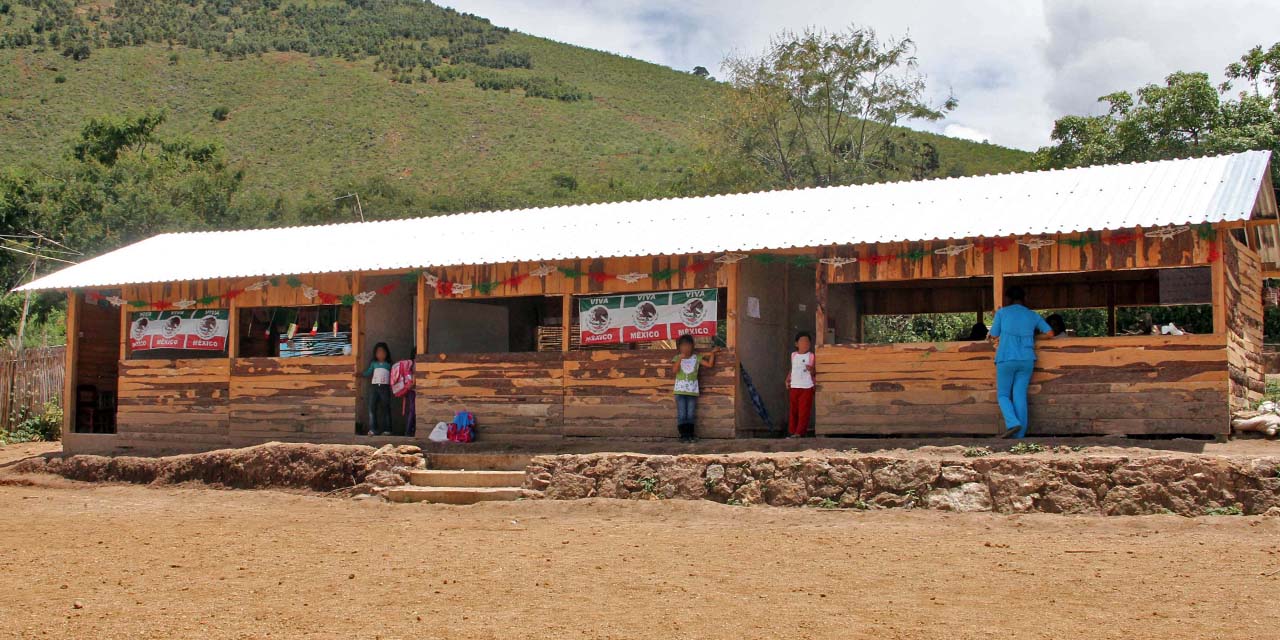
left=1009, top=442, right=1045, bottom=455
left=54, top=74, right=66, bottom=84
left=551, top=173, right=577, bottom=191
left=211, top=106, right=229, bottom=121
left=1, top=401, right=63, bottom=445
left=962, top=446, right=992, bottom=458
left=1204, top=505, right=1243, bottom=516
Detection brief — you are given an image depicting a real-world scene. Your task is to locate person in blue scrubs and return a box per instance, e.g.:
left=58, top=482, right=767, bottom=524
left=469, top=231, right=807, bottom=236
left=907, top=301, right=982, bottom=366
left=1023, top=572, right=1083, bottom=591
left=988, top=286, right=1055, bottom=438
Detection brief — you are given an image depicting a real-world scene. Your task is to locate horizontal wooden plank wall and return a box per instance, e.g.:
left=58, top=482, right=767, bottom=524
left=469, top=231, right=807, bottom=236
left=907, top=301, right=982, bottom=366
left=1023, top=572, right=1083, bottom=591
left=822, top=228, right=1216, bottom=284
left=117, top=358, right=231, bottom=449
left=816, top=336, right=1228, bottom=437
left=122, top=274, right=358, bottom=312
left=416, top=352, right=565, bottom=442
left=563, top=350, right=737, bottom=439
left=1223, top=235, right=1266, bottom=413
left=228, top=356, right=356, bottom=444
left=425, top=254, right=728, bottom=299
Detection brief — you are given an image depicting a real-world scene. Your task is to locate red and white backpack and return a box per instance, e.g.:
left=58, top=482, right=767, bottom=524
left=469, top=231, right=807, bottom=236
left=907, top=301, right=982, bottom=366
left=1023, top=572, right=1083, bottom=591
left=390, top=359, right=414, bottom=398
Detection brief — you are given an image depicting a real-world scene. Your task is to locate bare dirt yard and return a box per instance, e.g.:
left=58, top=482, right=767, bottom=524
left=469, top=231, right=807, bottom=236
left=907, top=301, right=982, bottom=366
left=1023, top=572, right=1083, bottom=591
left=2, top=442, right=1278, bottom=640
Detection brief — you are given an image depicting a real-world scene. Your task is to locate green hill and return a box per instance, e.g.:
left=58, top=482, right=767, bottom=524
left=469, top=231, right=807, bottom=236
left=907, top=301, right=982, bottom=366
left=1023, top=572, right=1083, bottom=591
left=0, top=0, right=1030, bottom=220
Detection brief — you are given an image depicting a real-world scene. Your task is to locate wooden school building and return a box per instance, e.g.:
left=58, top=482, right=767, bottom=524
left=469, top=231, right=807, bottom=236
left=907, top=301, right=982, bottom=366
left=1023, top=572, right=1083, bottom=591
left=19, top=151, right=1280, bottom=455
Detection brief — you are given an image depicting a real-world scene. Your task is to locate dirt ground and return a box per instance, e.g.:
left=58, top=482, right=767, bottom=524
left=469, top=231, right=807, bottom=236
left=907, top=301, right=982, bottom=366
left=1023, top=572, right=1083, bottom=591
left=1, top=444, right=1278, bottom=639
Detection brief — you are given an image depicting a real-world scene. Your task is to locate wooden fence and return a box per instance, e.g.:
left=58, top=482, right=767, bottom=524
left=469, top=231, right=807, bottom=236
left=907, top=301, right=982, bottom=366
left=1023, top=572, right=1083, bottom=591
left=0, top=346, right=65, bottom=431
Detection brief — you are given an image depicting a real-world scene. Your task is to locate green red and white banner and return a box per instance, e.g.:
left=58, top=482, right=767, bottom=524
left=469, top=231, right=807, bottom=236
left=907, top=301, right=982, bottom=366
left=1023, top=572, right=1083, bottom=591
left=578, top=289, right=718, bottom=346
left=129, top=310, right=230, bottom=352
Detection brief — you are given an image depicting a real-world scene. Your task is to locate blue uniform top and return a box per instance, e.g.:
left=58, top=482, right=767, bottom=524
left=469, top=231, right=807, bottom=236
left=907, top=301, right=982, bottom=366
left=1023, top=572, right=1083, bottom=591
left=989, top=304, right=1051, bottom=363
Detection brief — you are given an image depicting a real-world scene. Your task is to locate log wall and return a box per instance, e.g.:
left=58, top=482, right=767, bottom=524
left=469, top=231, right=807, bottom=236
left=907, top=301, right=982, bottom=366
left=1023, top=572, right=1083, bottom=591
left=816, top=335, right=1229, bottom=437
left=414, top=350, right=739, bottom=441
left=117, top=358, right=230, bottom=449
left=1223, top=235, right=1266, bottom=413
left=563, top=350, right=738, bottom=439
left=229, top=356, right=356, bottom=444
left=416, top=352, right=565, bottom=442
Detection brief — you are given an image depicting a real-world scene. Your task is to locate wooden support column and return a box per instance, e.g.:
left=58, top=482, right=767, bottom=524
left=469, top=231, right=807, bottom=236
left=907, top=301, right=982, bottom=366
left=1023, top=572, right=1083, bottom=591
left=118, top=303, right=128, bottom=362
left=724, top=261, right=739, bottom=349
left=814, top=261, right=829, bottom=347
left=416, top=274, right=428, bottom=354
left=62, top=291, right=78, bottom=438
left=561, top=294, right=572, bottom=352
left=227, top=297, right=241, bottom=359
left=1212, top=228, right=1228, bottom=335
left=351, top=274, right=365, bottom=366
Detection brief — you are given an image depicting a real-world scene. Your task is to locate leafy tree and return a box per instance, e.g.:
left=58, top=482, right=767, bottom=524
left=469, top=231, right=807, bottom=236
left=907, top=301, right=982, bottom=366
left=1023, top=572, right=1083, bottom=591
left=1034, top=44, right=1280, bottom=189
left=0, top=112, right=245, bottom=336
left=692, top=65, right=709, bottom=78
left=702, top=26, right=955, bottom=190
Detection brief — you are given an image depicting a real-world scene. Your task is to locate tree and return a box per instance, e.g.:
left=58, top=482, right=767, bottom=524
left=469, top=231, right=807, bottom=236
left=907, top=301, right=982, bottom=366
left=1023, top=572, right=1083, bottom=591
left=1034, top=44, right=1280, bottom=189
left=0, top=112, right=245, bottom=336
left=692, top=65, right=710, bottom=78
left=701, top=26, right=955, bottom=190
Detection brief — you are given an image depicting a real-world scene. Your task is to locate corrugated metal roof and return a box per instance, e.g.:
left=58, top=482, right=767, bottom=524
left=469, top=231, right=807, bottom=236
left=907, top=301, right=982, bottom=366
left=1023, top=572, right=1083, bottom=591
left=16, top=150, right=1275, bottom=291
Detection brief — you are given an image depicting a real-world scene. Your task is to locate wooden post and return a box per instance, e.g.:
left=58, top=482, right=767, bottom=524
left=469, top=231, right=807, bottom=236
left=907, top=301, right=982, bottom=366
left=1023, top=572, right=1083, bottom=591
left=724, top=261, right=739, bottom=349
left=62, top=291, right=78, bottom=438
left=416, top=273, right=428, bottom=355
left=227, top=297, right=240, bottom=359
left=814, top=262, right=829, bottom=347
left=118, top=302, right=128, bottom=362
left=560, top=294, right=572, bottom=352
left=351, top=274, right=364, bottom=364
left=1212, top=229, right=1228, bottom=336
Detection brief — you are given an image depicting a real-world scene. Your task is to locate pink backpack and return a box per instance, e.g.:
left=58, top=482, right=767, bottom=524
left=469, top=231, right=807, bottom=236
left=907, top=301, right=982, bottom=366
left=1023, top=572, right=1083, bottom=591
left=390, top=359, right=414, bottom=398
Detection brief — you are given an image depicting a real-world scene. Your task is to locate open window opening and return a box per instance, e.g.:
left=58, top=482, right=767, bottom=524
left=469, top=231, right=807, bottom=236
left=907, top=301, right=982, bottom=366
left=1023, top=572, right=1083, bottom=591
left=237, top=305, right=353, bottom=358
left=74, top=294, right=120, bottom=433
left=1008, top=266, right=1212, bottom=337
left=569, top=287, right=727, bottom=351
left=827, top=277, right=994, bottom=345
left=428, top=295, right=563, bottom=354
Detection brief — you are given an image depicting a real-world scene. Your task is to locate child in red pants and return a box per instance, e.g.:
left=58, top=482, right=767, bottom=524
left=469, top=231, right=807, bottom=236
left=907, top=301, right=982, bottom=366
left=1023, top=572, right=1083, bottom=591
left=786, top=331, right=816, bottom=438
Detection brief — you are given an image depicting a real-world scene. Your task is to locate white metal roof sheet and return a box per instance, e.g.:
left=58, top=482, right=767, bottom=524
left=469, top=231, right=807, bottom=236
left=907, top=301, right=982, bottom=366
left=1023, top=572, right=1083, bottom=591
left=16, top=150, right=1274, bottom=291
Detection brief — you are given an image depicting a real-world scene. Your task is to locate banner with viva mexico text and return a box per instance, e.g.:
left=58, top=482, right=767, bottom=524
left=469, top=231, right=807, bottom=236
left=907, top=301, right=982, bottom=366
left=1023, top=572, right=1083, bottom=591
left=129, top=310, right=230, bottom=352
left=579, top=289, right=718, bottom=346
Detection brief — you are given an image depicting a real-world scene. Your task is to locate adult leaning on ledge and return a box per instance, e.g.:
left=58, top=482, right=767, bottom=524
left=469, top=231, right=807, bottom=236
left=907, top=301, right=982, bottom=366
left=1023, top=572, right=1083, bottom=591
left=988, top=285, right=1054, bottom=439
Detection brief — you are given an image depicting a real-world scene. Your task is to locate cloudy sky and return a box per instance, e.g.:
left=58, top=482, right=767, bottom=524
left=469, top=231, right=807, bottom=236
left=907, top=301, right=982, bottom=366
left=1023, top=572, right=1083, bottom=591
left=442, top=0, right=1280, bottom=150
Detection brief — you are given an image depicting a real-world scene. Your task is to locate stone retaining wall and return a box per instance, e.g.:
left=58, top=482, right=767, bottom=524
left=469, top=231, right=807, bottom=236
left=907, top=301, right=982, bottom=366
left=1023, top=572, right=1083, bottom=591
left=524, top=452, right=1280, bottom=516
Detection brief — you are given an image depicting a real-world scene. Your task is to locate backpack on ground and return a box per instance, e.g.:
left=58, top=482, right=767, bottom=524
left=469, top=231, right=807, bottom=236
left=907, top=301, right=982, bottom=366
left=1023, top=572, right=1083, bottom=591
left=390, top=359, right=415, bottom=397
left=447, top=410, right=475, bottom=443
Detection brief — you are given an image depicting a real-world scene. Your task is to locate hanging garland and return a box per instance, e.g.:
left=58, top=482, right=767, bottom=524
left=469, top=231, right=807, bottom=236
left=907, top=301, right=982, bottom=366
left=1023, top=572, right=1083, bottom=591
left=81, top=223, right=1219, bottom=307
left=83, top=270, right=425, bottom=310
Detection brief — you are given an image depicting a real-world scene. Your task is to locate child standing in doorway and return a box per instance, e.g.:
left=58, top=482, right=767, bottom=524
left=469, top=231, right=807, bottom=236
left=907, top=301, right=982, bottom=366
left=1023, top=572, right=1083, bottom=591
left=786, top=331, right=817, bottom=438
left=356, top=342, right=393, bottom=436
left=672, top=335, right=718, bottom=442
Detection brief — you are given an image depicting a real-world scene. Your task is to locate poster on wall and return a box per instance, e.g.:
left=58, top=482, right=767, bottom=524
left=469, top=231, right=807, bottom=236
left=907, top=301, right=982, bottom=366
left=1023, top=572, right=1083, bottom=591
left=578, top=288, right=718, bottom=346
left=129, top=310, right=229, bottom=352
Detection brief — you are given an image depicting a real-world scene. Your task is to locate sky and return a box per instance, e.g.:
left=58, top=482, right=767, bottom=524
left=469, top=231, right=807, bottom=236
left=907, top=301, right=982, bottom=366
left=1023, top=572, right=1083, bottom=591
left=441, top=0, right=1280, bottom=151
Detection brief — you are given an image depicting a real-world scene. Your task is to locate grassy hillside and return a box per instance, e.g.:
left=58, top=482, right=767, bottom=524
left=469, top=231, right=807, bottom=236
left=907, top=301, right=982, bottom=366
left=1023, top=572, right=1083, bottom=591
left=0, top=0, right=1029, bottom=220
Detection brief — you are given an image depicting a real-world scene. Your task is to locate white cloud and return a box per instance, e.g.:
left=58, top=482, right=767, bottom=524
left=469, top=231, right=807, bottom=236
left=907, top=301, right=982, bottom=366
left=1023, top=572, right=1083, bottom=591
left=943, top=124, right=992, bottom=144
left=442, top=1, right=1280, bottom=150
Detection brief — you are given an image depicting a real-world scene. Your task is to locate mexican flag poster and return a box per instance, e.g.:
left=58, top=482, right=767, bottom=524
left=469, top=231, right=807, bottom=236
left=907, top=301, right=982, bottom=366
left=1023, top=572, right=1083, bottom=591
left=578, top=289, right=718, bottom=346
left=129, top=310, right=230, bottom=352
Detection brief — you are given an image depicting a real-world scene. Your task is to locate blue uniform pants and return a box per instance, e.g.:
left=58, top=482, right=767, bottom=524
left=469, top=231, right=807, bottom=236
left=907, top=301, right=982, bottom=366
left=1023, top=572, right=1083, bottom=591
left=996, top=359, right=1034, bottom=438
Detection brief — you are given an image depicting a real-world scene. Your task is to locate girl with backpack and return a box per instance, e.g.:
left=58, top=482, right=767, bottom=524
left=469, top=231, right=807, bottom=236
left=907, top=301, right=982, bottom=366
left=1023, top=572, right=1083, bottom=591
left=355, top=342, right=393, bottom=436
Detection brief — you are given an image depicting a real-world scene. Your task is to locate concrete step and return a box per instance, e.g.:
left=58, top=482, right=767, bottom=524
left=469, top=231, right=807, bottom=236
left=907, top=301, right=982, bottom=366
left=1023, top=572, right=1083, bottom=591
left=426, top=452, right=532, bottom=471
left=383, top=486, right=525, bottom=505
left=410, top=470, right=525, bottom=488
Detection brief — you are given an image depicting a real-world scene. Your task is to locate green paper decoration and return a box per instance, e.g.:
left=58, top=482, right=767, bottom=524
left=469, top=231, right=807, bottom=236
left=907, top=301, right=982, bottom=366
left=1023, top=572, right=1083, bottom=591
left=790, top=255, right=818, bottom=267
left=753, top=253, right=781, bottom=264
left=128, top=300, right=148, bottom=308
left=286, top=276, right=303, bottom=288
left=475, top=281, right=498, bottom=295
left=400, top=270, right=422, bottom=283
left=558, top=267, right=585, bottom=279
left=340, top=294, right=356, bottom=306
left=1196, top=222, right=1214, bottom=241
left=1060, top=234, right=1097, bottom=248
left=197, top=295, right=220, bottom=305
left=651, top=268, right=678, bottom=282
left=902, top=249, right=928, bottom=262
